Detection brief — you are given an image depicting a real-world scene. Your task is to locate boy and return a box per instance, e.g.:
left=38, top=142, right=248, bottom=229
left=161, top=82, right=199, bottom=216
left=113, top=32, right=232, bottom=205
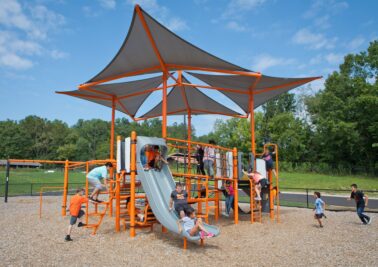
left=261, top=147, right=277, bottom=178
left=349, top=184, right=371, bottom=225
left=152, top=145, right=168, bottom=171
left=87, top=162, right=113, bottom=202
left=242, top=169, right=268, bottom=201
left=178, top=208, right=214, bottom=239
left=169, top=183, right=191, bottom=218
left=313, top=192, right=326, bottom=228
left=65, top=188, right=88, bottom=241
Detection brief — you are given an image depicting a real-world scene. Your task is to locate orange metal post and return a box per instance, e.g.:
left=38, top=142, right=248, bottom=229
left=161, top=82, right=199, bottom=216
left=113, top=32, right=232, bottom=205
left=115, top=172, right=120, bottom=232
left=162, top=74, right=168, bottom=138
left=85, top=162, right=89, bottom=225
left=62, top=160, right=69, bottom=216
left=130, top=131, right=137, bottom=237
left=268, top=169, right=274, bottom=220
left=110, top=96, right=116, bottom=159
left=249, top=93, right=256, bottom=164
left=187, top=113, right=192, bottom=174
left=232, top=147, right=239, bottom=224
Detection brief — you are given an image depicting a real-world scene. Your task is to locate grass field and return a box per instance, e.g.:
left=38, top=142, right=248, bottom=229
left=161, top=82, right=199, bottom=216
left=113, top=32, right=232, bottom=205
left=0, top=168, right=377, bottom=196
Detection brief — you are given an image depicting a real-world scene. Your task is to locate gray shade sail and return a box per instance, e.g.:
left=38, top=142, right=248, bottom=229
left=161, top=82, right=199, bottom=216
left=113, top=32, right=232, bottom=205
left=57, top=75, right=163, bottom=117
left=87, top=6, right=249, bottom=83
left=187, top=72, right=320, bottom=113
left=139, top=76, right=242, bottom=118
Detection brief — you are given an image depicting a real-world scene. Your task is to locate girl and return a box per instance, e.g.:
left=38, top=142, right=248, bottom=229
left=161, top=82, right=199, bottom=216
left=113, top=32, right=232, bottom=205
left=261, top=147, right=277, bottom=178
left=223, top=180, right=234, bottom=217
left=178, top=209, right=214, bottom=239
left=314, top=192, right=326, bottom=228
left=242, top=169, right=268, bottom=201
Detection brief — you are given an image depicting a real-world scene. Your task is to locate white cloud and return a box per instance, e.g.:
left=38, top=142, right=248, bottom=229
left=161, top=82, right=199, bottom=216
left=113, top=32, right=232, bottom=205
left=0, top=0, right=67, bottom=70
left=226, top=21, right=247, bottom=32
left=309, top=54, right=322, bottom=65
left=98, top=0, right=116, bottom=9
left=292, top=28, right=337, bottom=50
left=347, top=36, right=365, bottom=51
left=223, top=0, right=266, bottom=19
left=50, top=49, right=69, bottom=59
left=325, top=53, right=343, bottom=65
left=252, top=54, right=296, bottom=72
left=303, top=0, right=349, bottom=19
left=314, top=15, right=330, bottom=29
left=126, top=0, right=188, bottom=31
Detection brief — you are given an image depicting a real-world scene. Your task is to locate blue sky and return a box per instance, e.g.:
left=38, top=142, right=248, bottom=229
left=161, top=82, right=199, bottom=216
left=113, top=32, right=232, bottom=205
left=0, top=0, right=377, bottom=135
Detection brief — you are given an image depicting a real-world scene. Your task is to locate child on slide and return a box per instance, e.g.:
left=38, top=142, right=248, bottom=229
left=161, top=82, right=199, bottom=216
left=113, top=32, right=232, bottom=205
left=178, top=208, right=214, bottom=239
left=242, top=169, right=268, bottom=201
left=313, top=192, right=326, bottom=228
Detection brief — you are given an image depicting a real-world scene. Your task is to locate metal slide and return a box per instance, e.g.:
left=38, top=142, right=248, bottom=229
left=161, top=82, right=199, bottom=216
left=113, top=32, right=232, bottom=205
left=136, top=136, right=220, bottom=242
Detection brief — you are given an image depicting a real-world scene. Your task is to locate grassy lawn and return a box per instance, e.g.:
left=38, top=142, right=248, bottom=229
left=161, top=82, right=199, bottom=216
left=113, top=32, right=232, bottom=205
left=279, top=171, right=378, bottom=191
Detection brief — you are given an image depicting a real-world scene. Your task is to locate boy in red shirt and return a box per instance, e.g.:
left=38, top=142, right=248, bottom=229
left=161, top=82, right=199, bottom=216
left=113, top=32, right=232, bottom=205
left=65, top=188, right=88, bottom=241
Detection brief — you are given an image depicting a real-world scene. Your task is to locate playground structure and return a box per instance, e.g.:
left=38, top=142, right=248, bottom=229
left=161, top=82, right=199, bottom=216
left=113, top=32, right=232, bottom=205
left=3, top=5, right=320, bottom=248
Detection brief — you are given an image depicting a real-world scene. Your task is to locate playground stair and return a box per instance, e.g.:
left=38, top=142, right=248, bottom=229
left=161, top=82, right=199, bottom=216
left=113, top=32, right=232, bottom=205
left=85, top=201, right=110, bottom=235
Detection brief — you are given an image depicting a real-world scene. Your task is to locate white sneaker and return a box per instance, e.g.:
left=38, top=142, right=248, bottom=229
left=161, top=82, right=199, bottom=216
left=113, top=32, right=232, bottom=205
left=254, top=197, right=262, bottom=201
left=368, top=216, right=372, bottom=225
left=222, top=212, right=229, bottom=217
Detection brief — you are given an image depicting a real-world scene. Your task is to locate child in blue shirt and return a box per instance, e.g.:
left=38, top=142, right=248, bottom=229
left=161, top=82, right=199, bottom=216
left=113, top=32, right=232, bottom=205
left=178, top=208, right=214, bottom=239
left=313, top=192, right=326, bottom=228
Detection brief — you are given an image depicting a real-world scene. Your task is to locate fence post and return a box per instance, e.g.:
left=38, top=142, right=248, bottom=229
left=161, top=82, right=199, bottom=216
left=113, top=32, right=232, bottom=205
left=5, top=160, right=10, bottom=203
left=30, top=183, right=33, bottom=196
left=306, top=189, right=309, bottom=208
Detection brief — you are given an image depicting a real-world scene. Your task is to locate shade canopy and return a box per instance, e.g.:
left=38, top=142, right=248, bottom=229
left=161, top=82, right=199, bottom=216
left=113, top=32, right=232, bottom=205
left=87, top=5, right=250, bottom=84
left=57, top=75, right=163, bottom=117
left=139, top=76, right=242, bottom=119
left=187, top=72, right=320, bottom=113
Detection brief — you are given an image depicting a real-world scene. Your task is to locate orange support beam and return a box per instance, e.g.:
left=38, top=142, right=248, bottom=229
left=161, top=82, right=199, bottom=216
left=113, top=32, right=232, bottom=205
left=130, top=131, right=137, bottom=237
left=232, top=147, right=239, bottom=224
left=162, top=74, right=168, bottom=138
left=62, top=159, right=69, bottom=216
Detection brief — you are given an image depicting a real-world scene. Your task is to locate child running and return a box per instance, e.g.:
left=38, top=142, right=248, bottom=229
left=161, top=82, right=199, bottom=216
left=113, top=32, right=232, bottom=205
left=313, top=192, right=326, bottom=228
left=349, top=184, right=372, bottom=225
left=178, top=208, right=214, bottom=239
left=65, top=188, right=88, bottom=241
left=223, top=180, right=234, bottom=217
left=261, top=147, right=277, bottom=178
left=242, top=169, right=268, bottom=201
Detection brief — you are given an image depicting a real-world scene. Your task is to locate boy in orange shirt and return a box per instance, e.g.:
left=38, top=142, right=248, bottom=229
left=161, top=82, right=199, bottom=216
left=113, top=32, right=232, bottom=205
left=65, top=188, right=88, bottom=241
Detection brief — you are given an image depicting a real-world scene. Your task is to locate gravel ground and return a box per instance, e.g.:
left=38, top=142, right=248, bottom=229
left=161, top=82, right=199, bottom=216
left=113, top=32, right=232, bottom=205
left=0, top=196, right=377, bottom=267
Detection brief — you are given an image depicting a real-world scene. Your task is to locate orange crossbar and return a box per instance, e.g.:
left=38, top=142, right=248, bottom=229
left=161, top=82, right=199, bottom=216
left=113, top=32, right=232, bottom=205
left=166, top=137, right=232, bottom=152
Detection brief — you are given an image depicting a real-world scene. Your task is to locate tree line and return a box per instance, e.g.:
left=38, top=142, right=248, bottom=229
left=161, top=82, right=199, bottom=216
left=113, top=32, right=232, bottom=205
left=1, top=42, right=377, bottom=175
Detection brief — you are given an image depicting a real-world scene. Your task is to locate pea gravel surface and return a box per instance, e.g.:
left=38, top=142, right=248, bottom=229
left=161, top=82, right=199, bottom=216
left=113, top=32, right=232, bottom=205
left=0, top=196, right=377, bottom=267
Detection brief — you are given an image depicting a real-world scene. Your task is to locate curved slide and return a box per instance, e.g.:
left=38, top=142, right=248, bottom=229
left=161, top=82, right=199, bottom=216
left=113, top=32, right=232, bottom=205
left=136, top=136, right=220, bottom=242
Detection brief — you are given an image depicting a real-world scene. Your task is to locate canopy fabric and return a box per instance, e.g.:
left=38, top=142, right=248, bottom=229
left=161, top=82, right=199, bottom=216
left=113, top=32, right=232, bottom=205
left=187, top=72, right=320, bottom=113
left=57, top=75, right=163, bottom=117
left=139, top=76, right=242, bottom=118
left=87, top=6, right=249, bottom=83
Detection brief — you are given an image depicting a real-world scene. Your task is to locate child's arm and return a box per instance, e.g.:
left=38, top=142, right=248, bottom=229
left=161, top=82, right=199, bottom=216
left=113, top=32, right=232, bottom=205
left=169, top=198, right=174, bottom=211
left=364, top=194, right=368, bottom=206
left=177, top=219, right=183, bottom=233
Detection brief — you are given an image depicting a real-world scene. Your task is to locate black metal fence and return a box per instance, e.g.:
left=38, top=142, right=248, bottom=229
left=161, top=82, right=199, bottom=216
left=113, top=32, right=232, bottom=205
left=0, top=182, right=86, bottom=197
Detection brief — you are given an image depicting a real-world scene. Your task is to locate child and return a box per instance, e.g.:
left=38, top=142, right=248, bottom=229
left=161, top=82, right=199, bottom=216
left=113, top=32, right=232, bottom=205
left=349, top=184, right=371, bottom=225
left=261, top=147, right=277, bottom=178
left=223, top=180, right=234, bottom=217
left=313, top=192, right=326, bottom=228
left=152, top=145, right=168, bottom=171
left=65, top=188, right=88, bottom=241
left=242, top=169, right=268, bottom=201
left=178, top=208, right=214, bottom=239
left=87, top=162, right=112, bottom=203
left=169, top=183, right=191, bottom=218
left=141, top=145, right=149, bottom=170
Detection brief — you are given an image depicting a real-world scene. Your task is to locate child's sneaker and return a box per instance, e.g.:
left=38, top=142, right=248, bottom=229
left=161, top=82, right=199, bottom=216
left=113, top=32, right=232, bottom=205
left=65, top=235, right=73, bottom=242
left=206, top=233, right=215, bottom=238
left=78, top=222, right=86, bottom=227
left=222, top=212, right=229, bottom=217
left=254, top=197, right=262, bottom=201
left=368, top=217, right=373, bottom=225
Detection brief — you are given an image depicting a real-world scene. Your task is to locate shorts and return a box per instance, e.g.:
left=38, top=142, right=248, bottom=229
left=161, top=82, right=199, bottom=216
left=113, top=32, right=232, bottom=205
left=70, top=210, right=85, bottom=225
left=259, top=178, right=269, bottom=188
left=175, top=203, right=191, bottom=214
left=88, top=177, right=104, bottom=190
left=265, top=162, right=274, bottom=171
left=315, top=213, right=324, bottom=219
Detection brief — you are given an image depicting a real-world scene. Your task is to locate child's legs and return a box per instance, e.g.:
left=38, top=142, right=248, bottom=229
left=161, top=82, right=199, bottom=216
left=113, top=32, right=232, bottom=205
left=255, top=184, right=261, bottom=198
left=357, top=206, right=369, bottom=223
left=67, top=216, right=78, bottom=235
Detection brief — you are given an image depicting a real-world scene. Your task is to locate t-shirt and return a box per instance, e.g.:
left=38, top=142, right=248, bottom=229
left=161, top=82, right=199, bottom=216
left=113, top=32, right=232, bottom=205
left=315, top=198, right=324, bottom=214
left=69, top=195, right=88, bottom=217
left=182, top=216, right=195, bottom=232
left=350, top=190, right=365, bottom=207
left=262, top=152, right=274, bottom=165
left=87, top=166, right=108, bottom=180
left=171, top=190, right=188, bottom=207
left=226, top=185, right=234, bottom=196
left=204, top=147, right=215, bottom=162
left=251, top=172, right=264, bottom=184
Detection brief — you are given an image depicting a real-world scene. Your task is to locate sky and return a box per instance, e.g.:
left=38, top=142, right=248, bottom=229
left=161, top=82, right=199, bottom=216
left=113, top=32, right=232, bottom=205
left=0, top=0, right=377, bottom=135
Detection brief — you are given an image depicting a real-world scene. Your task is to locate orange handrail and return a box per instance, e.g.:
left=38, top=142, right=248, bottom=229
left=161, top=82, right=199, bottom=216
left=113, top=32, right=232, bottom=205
left=166, top=137, right=232, bottom=152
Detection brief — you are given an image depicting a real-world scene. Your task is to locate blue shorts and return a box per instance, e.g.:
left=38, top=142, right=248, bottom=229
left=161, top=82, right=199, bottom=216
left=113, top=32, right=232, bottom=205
left=70, top=210, right=85, bottom=225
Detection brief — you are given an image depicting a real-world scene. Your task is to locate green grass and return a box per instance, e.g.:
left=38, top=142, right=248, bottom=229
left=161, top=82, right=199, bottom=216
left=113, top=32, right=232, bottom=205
left=279, top=171, right=378, bottom=191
